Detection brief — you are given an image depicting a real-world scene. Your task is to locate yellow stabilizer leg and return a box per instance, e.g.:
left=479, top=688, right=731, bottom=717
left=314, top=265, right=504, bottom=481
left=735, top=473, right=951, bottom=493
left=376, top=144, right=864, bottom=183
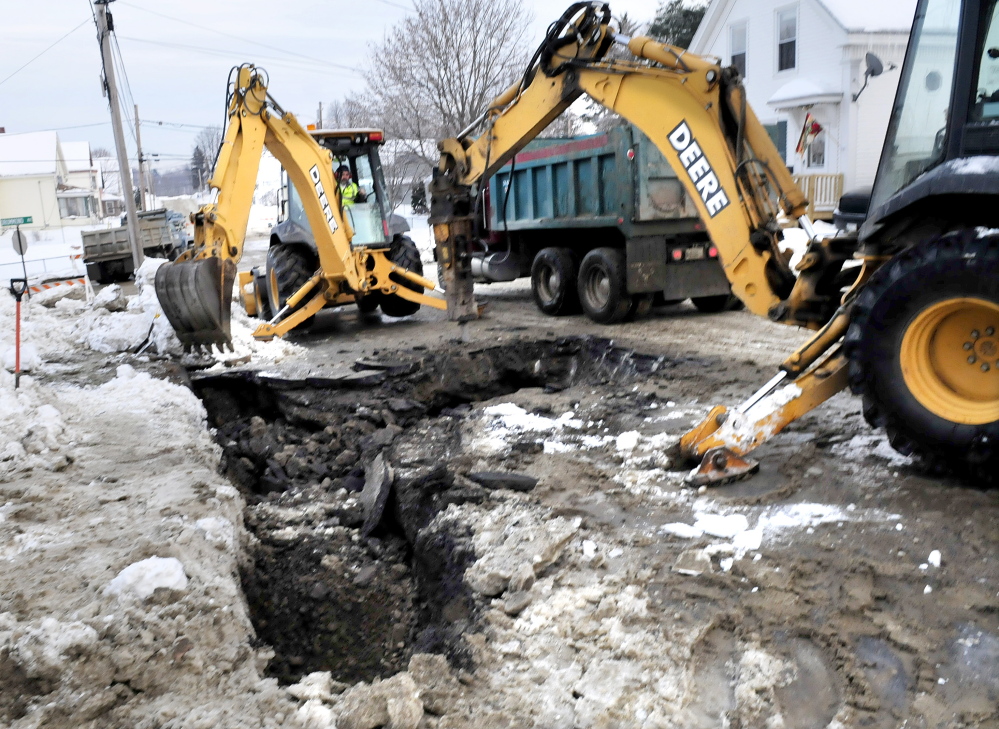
left=681, top=350, right=849, bottom=485
left=252, top=289, right=328, bottom=340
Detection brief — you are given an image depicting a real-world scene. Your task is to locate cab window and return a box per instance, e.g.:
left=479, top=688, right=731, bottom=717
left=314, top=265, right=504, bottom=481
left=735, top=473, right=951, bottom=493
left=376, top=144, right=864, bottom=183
left=972, top=1, right=999, bottom=120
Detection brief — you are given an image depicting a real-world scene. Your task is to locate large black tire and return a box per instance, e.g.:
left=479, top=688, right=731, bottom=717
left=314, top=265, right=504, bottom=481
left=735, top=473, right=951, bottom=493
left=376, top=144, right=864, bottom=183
left=531, top=247, right=579, bottom=315
left=844, top=229, right=999, bottom=479
left=356, top=293, right=381, bottom=315
left=379, top=235, right=423, bottom=318
left=577, top=247, right=632, bottom=324
left=267, top=244, right=317, bottom=328
left=692, top=294, right=736, bottom=313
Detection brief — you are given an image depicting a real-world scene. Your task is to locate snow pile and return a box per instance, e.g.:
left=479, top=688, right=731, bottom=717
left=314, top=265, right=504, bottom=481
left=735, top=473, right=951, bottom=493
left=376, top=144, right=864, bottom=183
left=0, top=256, right=303, bottom=373
left=0, top=614, right=99, bottom=681
left=659, top=501, right=902, bottom=570
left=106, top=556, right=189, bottom=600
left=0, top=225, right=90, bottom=283
left=473, top=402, right=584, bottom=454
left=0, top=372, right=68, bottom=474
left=831, top=432, right=914, bottom=466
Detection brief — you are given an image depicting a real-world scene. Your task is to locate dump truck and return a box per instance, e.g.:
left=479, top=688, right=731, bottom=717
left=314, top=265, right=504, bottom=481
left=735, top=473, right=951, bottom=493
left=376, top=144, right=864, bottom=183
left=471, top=125, right=734, bottom=322
left=82, top=208, right=188, bottom=284
left=431, top=0, right=999, bottom=483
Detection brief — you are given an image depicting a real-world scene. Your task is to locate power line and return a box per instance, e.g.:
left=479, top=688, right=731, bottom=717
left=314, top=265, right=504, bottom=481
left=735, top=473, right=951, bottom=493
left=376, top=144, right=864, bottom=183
left=0, top=18, right=91, bottom=88
left=371, top=0, right=413, bottom=10
left=117, top=2, right=363, bottom=74
left=116, top=35, right=360, bottom=77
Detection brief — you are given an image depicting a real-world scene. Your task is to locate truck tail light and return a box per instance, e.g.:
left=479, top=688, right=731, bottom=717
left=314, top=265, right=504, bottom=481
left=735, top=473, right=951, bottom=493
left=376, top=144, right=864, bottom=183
left=383, top=220, right=390, bottom=237
left=708, top=246, right=718, bottom=258
left=671, top=248, right=684, bottom=261
left=369, top=131, right=384, bottom=142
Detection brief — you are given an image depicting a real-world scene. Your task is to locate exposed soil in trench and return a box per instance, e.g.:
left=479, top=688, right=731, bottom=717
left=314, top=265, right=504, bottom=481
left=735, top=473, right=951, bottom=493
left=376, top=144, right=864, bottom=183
left=189, top=334, right=999, bottom=728
left=193, top=338, right=680, bottom=686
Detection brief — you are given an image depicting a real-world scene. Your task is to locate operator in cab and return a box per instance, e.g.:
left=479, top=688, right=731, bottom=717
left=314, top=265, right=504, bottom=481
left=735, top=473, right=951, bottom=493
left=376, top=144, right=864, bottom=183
left=336, top=164, right=367, bottom=207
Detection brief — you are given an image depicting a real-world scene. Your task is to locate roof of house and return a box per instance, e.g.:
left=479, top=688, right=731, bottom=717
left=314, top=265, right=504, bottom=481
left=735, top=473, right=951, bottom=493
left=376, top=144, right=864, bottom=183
left=0, top=131, right=61, bottom=178
left=61, top=141, right=93, bottom=172
left=817, top=0, right=918, bottom=33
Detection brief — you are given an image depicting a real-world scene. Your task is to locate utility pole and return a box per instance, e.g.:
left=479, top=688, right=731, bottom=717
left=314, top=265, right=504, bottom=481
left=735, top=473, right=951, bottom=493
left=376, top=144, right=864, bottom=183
left=94, top=0, right=142, bottom=269
left=134, top=103, right=145, bottom=211
left=317, top=102, right=323, bottom=129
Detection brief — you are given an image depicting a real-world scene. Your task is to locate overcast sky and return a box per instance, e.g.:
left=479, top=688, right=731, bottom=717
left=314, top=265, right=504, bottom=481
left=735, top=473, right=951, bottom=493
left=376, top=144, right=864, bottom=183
left=0, top=0, right=662, bottom=170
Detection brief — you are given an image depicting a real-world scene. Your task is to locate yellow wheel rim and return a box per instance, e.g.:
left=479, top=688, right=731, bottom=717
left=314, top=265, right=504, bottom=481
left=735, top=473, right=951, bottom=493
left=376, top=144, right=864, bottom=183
left=900, top=297, right=999, bottom=425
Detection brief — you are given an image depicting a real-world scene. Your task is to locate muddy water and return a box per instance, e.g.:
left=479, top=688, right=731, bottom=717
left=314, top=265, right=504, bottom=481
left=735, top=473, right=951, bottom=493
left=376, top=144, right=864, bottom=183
left=193, top=336, right=999, bottom=727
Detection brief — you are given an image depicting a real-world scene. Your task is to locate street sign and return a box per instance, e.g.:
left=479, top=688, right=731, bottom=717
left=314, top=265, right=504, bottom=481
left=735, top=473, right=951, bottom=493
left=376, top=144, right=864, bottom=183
left=11, top=229, right=27, bottom=256
left=1, top=216, right=32, bottom=226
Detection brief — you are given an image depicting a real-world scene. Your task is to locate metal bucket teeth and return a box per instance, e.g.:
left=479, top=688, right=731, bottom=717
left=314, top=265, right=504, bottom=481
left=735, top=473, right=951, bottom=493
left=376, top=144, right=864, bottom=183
left=154, top=258, right=236, bottom=352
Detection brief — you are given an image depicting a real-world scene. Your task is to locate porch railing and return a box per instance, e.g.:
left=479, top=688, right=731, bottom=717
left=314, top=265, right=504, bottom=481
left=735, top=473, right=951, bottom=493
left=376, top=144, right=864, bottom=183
left=791, top=173, right=844, bottom=219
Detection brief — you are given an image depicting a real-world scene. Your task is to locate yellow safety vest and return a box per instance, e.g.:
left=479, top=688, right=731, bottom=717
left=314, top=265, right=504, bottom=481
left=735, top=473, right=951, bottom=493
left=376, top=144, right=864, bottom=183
left=340, top=181, right=360, bottom=206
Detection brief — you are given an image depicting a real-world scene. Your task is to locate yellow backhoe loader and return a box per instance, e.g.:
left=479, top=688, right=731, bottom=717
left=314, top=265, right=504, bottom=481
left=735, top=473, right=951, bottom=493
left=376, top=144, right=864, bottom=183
left=155, top=65, right=444, bottom=351
left=432, top=1, right=999, bottom=484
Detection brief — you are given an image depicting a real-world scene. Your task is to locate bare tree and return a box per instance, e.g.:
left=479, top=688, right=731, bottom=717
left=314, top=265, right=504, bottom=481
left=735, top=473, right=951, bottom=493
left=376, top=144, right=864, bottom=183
left=363, top=0, right=533, bottom=168
left=320, top=97, right=370, bottom=129
left=191, top=125, right=223, bottom=190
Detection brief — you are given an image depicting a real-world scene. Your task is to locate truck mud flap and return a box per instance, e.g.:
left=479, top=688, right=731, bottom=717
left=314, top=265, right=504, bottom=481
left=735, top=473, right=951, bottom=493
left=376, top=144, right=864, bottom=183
left=154, top=257, right=236, bottom=351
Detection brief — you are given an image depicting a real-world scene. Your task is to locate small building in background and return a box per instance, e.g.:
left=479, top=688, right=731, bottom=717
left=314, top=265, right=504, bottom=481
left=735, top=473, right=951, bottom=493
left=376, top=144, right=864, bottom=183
left=690, top=0, right=917, bottom=217
left=59, top=141, right=101, bottom=223
left=0, top=131, right=103, bottom=227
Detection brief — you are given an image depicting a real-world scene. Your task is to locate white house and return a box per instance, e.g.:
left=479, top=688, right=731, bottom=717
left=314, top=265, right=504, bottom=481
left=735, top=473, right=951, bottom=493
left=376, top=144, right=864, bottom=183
left=0, top=131, right=103, bottom=228
left=59, top=141, right=102, bottom=223
left=690, top=0, right=918, bottom=214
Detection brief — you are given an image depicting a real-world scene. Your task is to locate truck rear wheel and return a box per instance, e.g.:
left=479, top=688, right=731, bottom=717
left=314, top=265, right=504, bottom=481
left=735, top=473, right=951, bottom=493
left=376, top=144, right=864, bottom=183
left=379, top=235, right=423, bottom=318
left=267, top=244, right=317, bottom=328
left=531, top=247, right=579, bottom=315
left=845, top=229, right=999, bottom=479
left=578, top=247, right=632, bottom=324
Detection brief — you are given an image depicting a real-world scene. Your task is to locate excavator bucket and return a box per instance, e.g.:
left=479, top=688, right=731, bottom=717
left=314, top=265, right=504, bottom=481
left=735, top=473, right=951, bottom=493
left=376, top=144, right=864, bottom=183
left=154, top=258, right=236, bottom=352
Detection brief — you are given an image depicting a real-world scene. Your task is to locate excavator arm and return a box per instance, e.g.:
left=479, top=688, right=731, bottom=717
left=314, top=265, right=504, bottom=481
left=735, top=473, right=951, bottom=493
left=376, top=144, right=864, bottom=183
left=156, top=65, right=443, bottom=351
left=432, top=3, right=870, bottom=484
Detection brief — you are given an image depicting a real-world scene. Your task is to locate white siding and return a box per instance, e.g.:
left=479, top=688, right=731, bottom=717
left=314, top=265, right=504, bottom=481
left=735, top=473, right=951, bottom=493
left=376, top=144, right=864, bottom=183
left=691, top=0, right=910, bottom=190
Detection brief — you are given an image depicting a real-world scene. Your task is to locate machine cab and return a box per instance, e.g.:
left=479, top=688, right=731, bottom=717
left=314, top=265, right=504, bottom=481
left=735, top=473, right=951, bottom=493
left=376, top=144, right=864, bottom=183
left=863, top=0, right=999, bottom=241
left=275, top=128, right=394, bottom=249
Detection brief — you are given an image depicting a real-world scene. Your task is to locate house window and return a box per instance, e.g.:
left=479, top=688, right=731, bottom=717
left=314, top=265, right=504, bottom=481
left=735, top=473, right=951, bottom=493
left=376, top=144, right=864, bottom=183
left=730, top=21, right=747, bottom=77
left=58, top=195, right=93, bottom=218
left=777, top=7, right=797, bottom=72
left=808, top=136, right=825, bottom=167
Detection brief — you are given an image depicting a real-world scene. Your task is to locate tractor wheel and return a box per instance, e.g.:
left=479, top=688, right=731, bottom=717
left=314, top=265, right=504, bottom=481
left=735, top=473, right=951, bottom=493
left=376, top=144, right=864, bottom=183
left=844, top=229, right=999, bottom=480
left=577, top=247, right=632, bottom=324
left=531, top=247, right=579, bottom=315
left=267, top=244, right=317, bottom=329
left=692, top=294, right=736, bottom=313
left=356, top=293, right=381, bottom=315
left=379, top=235, right=424, bottom=318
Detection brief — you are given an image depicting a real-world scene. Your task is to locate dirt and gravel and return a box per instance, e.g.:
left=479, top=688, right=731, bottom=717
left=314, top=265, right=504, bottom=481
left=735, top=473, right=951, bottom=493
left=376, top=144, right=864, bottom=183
left=0, top=254, right=997, bottom=729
